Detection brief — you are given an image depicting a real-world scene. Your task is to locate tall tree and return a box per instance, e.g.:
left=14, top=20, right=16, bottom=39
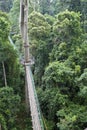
left=28, top=11, right=52, bottom=85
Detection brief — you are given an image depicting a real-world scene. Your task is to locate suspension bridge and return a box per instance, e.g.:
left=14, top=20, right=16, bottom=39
left=8, top=36, right=45, bottom=130
left=8, top=0, right=46, bottom=129
left=25, top=65, right=44, bottom=130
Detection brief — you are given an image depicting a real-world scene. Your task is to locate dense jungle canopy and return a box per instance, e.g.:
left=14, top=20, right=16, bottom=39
left=0, top=0, right=87, bottom=130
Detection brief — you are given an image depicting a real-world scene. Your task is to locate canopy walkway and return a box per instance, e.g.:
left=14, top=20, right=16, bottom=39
left=8, top=0, right=46, bottom=129
left=25, top=65, right=44, bottom=130
left=8, top=36, right=45, bottom=130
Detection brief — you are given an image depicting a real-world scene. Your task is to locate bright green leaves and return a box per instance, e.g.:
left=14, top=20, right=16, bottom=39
left=28, top=10, right=87, bottom=130
left=7, top=1, right=87, bottom=129
left=50, top=42, right=68, bottom=61
left=35, top=10, right=87, bottom=130
left=42, top=61, right=76, bottom=96
left=29, top=11, right=51, bottom=57
left=0, top=87, right=21, bottom=130
left=0, top=11, right=11, bottom=61
left=0, top=41, right=18, bottom=62
left=29, top=11, right=52, bottom=86
left=57, top=103, right=87, bottom=130
left=0, top=11, right=10, bottom=42
left=53, top=10, right=82, bottom=44
left=50, top=11, right=84, bottom=69
left=0, top=87, right=21, bottom=115
left=29, top=11, right=51, bottom=40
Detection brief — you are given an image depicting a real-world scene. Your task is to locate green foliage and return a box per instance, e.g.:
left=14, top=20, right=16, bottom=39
left=57, top=103, right=87, bottom=130
left=50, top=42, right=68, bottom=61
left=27, top=9, right=87, bottom=129
left=0, top=11, right=10, bottom=42
left=37, top=87, right=68, bottom=120
left=43, top=62, right=74, bottom=90
left=28, top=9, right=87, bottom=130
left=9, top=0, right=24, bottom=57
left=0, top=11, right=24, bottom=92
left=53, top=10, right=82, bottom=43
left=29, top=11, right=52, bottom=85
left=44, top=14, right=55, bottom=25
left=9, top=0, right=20, bottom=34
left=42, top=118, right=55, bottom=130
left=0, top=114, right=7, bottom=130
left=64, top=41, right=87, bottom=71
left=3, top=0, right=87, bottom=129
left=0, top=87, right=21, bottom=130
left=29, top=11, right=51, bottom=40
left=0, top=10, right=24, bottom=129
left=77, top=68, right=87, bottom=104
left=0, top=40, right=23, bottom=92
left=50, top=11, right=84, bottom=71
left=0, top=5, right=31, bottom=130
left=36, top=10, right=87, bottom=129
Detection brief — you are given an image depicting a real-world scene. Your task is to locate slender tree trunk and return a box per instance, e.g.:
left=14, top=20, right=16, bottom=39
left=2, top=62, right=7, bottom=87
left=0, top=124, right=1, bottom=130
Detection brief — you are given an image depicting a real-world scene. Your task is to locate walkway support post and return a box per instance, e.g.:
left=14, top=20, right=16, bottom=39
left=20, top=0, right=44, bottom=130
left=20, top=0, right=30, bottom=63
left=20, top=0, right=30, bottom=112
left=24, top=0, right=30, bottom=63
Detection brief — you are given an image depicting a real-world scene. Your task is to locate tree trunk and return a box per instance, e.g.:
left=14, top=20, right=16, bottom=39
left=2, top=62, right=7, bottom=87
left=0, top=124, right=1, bottom=130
